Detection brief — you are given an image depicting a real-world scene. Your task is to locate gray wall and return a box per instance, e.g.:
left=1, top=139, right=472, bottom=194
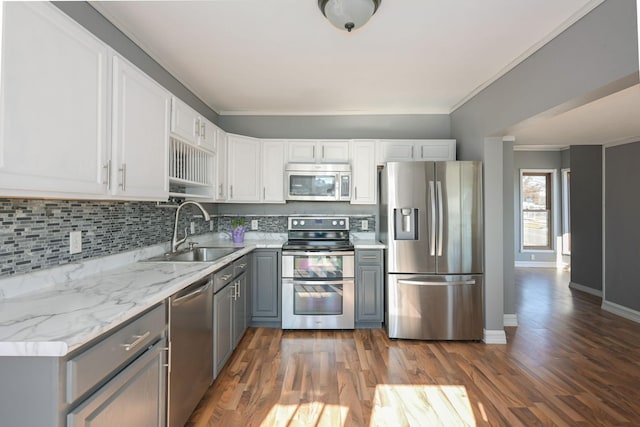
left=605, top=141, right=640, bottom=310
left=450, top=0, right=638, bottom=331
left=502, top=141, right=515, bottom=316
left=218, top=114, right=451, bottom=139
left=513, top=150, right=563, bottom=263
left=570, top=145, right=602, bottom=292
left=53, top=2, right=218, bottom=123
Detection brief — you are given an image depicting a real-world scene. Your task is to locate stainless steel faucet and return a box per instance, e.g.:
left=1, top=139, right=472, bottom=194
left=172, top=201, right=211, bottom=253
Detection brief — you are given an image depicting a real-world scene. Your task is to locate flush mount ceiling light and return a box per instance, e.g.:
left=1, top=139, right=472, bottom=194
left=318, top=0, right=381, bottom=33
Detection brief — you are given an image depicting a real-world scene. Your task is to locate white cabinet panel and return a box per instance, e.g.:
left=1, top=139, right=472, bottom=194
left=111, top=56, right=169, bottom=200
left=227, top=134, right=261, bottom=202
left=287, top=140, right=317, bottom=163
left=318, top=140, right=350, bottom=163
left=0, top=2, right=109, bottom=198
left=198, top=118, right=216, bottom=153
left=213, top=128, right=228, bottom=201
left=261, top=140, right=286, bottom=203
left=417, top=140, right=456, bottom=160
left=287, top=140, right=350, bottom=163
left=379, top=141, right=415, bottom=162
left=351, top=141, right=377, bottom=205
left=170, top=97, right=199, bottom=146
left=377, top=139, right=456, bottom=163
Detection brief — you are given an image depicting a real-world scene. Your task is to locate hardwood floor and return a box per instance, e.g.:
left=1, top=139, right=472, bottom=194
left=187, top=268, right=640, bottom=426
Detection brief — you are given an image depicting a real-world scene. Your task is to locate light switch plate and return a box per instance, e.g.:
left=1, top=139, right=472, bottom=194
left=69, top=231, right=82, bottom=254
left=251, top=219, right=259, bottom=230
left=361, top=220, right=368, bottom=230
left=190, top=221, right=196, bottom=234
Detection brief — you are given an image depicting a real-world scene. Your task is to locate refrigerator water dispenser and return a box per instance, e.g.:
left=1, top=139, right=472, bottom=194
left=394, top=208, right=418, bottom=240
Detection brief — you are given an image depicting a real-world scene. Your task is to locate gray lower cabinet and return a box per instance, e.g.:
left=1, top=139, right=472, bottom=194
left=213, top=255, right=251, bottom=378
left=251, top=249, right=281, bottom=326
left=0, top=303, right=167, bottom=427
left=356, top=249, right=384, bottom=327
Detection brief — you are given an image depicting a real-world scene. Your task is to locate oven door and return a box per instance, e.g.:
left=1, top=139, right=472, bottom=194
left=282, top=251, right=355, bottom=280
left=282, top=279, right=354, bottom=329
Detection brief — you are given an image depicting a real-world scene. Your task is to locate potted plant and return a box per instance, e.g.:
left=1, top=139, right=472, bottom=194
left=231, top=218, right=248, bottom=243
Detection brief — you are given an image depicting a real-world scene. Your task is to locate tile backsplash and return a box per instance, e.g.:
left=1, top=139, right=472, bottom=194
left=0, top=198, right=376, bottom=278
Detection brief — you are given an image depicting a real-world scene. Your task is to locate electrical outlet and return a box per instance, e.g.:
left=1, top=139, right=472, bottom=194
left=210, top=221, right=214, bottom=231
left=361, top=220, right=368, bottom=230
left=530, top=254, right=536, bottom=260
left=190, top=221, right=196, bottom=234
left=251, top=219, right=259, bottom=230
left=69, top=231, right=82, bottom=254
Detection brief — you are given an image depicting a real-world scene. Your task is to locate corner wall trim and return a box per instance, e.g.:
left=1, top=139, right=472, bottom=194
left=515, top=261, right=558, bottom=268
left=483, top=329, right=507, bottom=344
left=504, top=314, right=518, bottom=327
left=602, top=300, right=640, bottom=324
left=569, top=281, right=603, bottom=297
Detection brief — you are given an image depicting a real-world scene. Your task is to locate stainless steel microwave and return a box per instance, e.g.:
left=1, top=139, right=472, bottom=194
left=285, top=163, right=351, bottom=201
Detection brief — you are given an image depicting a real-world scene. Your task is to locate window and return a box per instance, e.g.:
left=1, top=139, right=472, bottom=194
left=561, top=169, right=571, bottom=255
left=521, top=170, right=554, bottom=250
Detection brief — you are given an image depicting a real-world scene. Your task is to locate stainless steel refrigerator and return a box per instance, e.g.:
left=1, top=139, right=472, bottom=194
left=380, top=161, right=483, bottom=340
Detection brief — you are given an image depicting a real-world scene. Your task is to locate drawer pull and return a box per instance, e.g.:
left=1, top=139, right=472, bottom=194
left=237, top=263, right=247, bottom=268
left=361, top=256, right=378, bottom=260
left=222, top=274, right=233, bottom=281
left=121, top=331, right=150, bottom=352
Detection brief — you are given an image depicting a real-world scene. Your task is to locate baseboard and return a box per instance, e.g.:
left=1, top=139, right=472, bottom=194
left=602, top=300, right=640, bottom=324
left=569, top=281, right=603, bottom=297
left=483, top=329, right=507, bottom=344
left=504, top=314, right=518, bottom=327
left=515, top=261, right=558, bottom=268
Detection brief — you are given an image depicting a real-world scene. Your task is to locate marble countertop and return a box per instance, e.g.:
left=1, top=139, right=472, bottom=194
left=0, top=234, right=285, bottom=357
left=350, top=233, right=386, bottom=249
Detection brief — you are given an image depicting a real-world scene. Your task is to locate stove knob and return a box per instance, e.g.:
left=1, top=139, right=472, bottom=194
left=293, top=220, right=298, bottom=226
left=339, top=220, right=345, bottom=225
left=300, top=220, right=305, bottom=225
left=332, top=221, right=337, bottom=226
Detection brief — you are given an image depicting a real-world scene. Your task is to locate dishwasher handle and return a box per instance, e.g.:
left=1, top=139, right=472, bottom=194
left=172, top=281, right=210, bottom=305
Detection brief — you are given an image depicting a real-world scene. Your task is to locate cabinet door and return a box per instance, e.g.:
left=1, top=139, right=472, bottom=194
left=351, top=141, right=377, bottom=205
left=261, top=140, right=286, bottom=203
left=233, top=275, right=247, bottom=347
left=111, top=55, right=169, bottom=200
left=356, top=250, right=384, bottom=323
left=213, top=128, right=228, bottom=201
left=417, top=139, right=456, bottom=160
left=251, top=250, right=280, bottom=320
left=67, top=340, right=166, bottom=427
left=287, top=140, right=317, bottom=163
left=227, top=134, right=261, bottom=202
left=170, top=97, right=199, bottom=145
left=213, top=286, right=233, bottom=378
left=319, top=140, right=350, bottom=163
left=0, top=2, right=109, bottom=198
left=198, top=118, right=216, bottom=153
left=378, top=140, right=415, bottom=163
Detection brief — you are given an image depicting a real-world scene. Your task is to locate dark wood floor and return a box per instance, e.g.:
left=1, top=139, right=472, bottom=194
left=187, top=268, right=640, bottom=426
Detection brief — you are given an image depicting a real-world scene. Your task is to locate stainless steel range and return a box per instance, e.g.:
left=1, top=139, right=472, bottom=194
left=282, top=217, right=355, bottom=329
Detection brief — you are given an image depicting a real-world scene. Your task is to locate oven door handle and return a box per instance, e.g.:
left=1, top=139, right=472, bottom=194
left=282, top=251, right=354, bottom=257
left=285, top=279, right=354, bottom=286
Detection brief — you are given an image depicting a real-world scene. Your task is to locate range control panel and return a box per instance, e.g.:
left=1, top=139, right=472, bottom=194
left=287, top=217, right=349, bottom=231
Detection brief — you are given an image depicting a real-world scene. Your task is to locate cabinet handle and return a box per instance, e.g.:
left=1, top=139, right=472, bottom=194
left=103, top=160, right=111, bottom=190
left=355, top=187, right=358, bottom=200
left=195, top=118, right=200, bottom=137
left=121, top=331, right=150, bottom=352
left=322, top=145, right=325, bottom=159
left=219, top=183, right=223, bottom=197
left=312, top=146, right=316, bottom=159
left=222, top=273, right=233, bottom=281
left=230, top=185, right=233, bottom=198
left=263, top=187, right=266, bottom=200
left=201, top=122, right=206, bottom=138
left=361, top=256, right=378, bottom=260
left=236, top=281, right=241, bottom=298
left=119, top=163, right=127, bottom=191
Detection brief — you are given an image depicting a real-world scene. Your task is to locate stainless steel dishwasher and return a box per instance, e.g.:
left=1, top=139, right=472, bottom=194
left=168, top=276, right=213, bottom=427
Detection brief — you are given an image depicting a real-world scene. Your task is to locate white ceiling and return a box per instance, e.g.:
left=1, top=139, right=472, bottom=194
left=92, top=0, right=603, bottom=117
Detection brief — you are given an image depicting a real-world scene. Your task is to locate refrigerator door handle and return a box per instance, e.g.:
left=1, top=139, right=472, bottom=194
left=429, top=180, right=436, bottom=256
left=437, top=181, right=444, bottom=256
left=398, top=279, right=476, bottom=286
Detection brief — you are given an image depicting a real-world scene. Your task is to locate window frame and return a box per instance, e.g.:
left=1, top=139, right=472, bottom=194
left=561, top=168, right=571, bottom=255
left=520, top=169, right=556, bottom=252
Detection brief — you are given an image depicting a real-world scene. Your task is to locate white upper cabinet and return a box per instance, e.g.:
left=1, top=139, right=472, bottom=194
left=170, top=97, right=216, bottom=153
left=213, top=127, right=228, bottom=202
left=0, top=2, right=109, bottom=198
left=227, top=134, right=261, bottom=202
left=377, top=139, right=456, bottom=163
left=350, top=141, right=377, bottom=205
left=261, top=140, right=286, bottom=203
left=111, top=55, right=170, bottom=200
left=287, top=140, right=350, bottom=163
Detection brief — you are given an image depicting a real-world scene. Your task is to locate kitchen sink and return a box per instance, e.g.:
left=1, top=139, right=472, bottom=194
left=144, top=246, right=241, bottom=262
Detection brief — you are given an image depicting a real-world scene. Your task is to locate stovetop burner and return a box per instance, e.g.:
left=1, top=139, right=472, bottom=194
left=283, top=216, right=354, bottom=252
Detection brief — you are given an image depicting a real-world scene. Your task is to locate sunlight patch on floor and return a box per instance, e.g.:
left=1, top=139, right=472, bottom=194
left=261, top=402, right=349, bottom=427
left=370, top=385, right=476, bottom=427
